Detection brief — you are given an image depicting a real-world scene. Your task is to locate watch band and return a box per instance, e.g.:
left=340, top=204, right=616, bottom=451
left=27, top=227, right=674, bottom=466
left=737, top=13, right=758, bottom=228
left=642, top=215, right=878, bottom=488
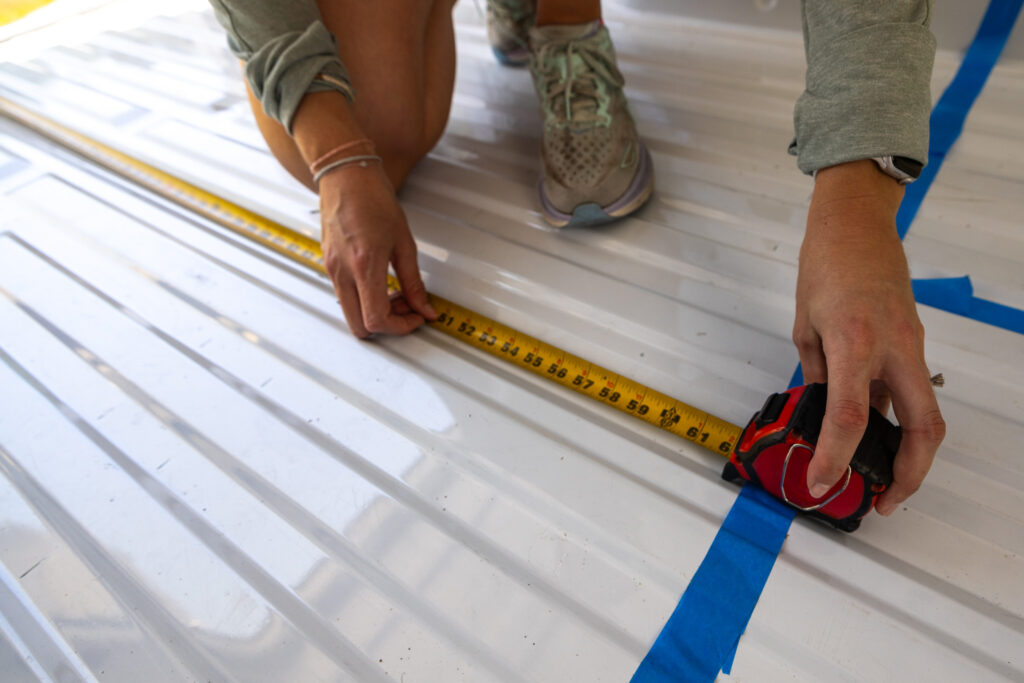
left=872, top=156, right=923, bottom=184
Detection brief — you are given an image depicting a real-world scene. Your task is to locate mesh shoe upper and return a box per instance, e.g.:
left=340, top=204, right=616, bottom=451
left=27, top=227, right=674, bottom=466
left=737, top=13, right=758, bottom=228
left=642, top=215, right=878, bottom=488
left=529, top=21, right=643, bottom=213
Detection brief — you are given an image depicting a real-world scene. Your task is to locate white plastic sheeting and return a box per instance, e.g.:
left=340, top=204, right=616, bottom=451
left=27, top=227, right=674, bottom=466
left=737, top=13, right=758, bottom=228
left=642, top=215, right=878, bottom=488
left=0, top=3, right=1022, bottom=681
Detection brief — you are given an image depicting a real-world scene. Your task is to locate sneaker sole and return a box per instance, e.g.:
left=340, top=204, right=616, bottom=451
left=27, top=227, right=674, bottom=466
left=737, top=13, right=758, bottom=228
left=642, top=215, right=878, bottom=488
left=492, top=46, right=530, bottom=67
left=538, top=143, right=654, bottom=228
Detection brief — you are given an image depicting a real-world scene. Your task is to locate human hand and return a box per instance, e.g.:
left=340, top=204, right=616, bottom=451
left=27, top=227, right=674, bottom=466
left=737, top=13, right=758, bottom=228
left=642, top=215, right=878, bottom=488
left=793, top=160, right=945, bottom=516
left=319, top=162, right=437, bottom=338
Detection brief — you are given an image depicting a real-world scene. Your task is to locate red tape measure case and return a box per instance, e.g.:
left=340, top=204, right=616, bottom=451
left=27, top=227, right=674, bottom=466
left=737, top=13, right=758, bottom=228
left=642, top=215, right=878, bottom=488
left=722, top=383, right=901, bottom=532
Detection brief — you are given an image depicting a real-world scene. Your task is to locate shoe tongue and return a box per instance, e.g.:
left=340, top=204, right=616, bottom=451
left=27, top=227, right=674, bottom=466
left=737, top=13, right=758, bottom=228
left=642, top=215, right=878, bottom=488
left=530, top=19, right=601, bottom=45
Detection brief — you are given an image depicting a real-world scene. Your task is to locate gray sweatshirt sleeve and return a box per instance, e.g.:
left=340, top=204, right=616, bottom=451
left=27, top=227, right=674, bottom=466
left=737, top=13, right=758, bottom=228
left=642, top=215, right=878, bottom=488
left=789, top=0, right=936, bottom=174
left=209, top=0, right=354, bottom=134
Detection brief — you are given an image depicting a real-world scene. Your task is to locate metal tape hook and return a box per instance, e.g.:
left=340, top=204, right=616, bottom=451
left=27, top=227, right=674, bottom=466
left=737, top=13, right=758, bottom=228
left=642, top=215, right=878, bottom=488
left=780, top=443, right=852, bottom=512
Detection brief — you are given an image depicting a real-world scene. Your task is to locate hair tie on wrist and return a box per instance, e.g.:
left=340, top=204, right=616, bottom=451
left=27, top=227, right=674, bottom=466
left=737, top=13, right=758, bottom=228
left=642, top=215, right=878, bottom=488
left=309, top=138, right=376, bottom=177
left=312, top=154, right=383, bottom=185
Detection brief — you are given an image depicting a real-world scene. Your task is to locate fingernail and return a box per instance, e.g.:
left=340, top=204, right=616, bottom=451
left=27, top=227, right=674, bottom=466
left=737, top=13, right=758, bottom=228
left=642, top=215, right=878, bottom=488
left=425, top=302, right=438, bottom=318
left=876, top=502, right=894, bottom=516
left=809, top=482, right=830, bottom=498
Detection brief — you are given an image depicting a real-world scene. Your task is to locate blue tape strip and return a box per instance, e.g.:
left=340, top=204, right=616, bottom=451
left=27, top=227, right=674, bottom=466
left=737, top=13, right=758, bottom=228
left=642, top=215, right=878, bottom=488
left=968, top=298, right=1024, bottom=335
left=632, top=3, right=1022, bottom=680
left=913, top=276, right=974, bottom=316
left=897, top=0, right=1024, bottom=239
left=913, top=276, right=1024, bottom=335
left=629, top=486, right=795, bottom=683
left=631, top=369, right=803, bottom=682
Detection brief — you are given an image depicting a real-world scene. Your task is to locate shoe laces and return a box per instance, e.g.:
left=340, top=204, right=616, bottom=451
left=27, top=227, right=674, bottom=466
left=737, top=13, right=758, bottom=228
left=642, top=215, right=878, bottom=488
left=533, top=30, right=624, bottom=131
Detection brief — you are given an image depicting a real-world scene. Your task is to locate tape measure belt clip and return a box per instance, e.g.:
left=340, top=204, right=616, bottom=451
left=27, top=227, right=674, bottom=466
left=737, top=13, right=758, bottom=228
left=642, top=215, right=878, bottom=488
left=722, top=383, right=901, bottom=532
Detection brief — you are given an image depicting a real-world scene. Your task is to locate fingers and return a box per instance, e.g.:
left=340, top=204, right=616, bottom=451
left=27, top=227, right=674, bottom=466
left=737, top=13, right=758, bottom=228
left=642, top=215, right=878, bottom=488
left=352, top=249, right=425, bottom=336
left=869, top=378, right=891, bottom=416
left=793, top=325, right=827, bottom=384
left=330, top=272, right=370, bottom=339
left=325, top=235, right=430, bottom=338
left=389, top=290, right=413, bottom=316
left=392, top=232, right=438, bottom=322
left=806, top=354, right=873, bottom=498
left=330, top=262, right=426, bottom=338
left=875, top=362, right=945, bottom=516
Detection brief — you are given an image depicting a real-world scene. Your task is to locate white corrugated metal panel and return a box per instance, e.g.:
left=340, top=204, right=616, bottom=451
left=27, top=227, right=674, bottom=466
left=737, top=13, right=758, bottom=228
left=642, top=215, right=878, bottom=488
left=0, top=2, right=1022, bottom=681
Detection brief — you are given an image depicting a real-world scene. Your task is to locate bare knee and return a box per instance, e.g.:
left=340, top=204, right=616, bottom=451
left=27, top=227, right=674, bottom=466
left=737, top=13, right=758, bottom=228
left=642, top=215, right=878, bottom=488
left=372, top=109, right=435, bottom=190
left=372, top=69, right=454, bottom=190
left=422, top=102, right=450, bottom=160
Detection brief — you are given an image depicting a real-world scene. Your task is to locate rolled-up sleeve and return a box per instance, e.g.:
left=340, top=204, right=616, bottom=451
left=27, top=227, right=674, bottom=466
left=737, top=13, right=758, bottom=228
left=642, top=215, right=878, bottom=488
left=789, top=0, right=936, bottom=174
left=209, top=0, right=354, bottom=133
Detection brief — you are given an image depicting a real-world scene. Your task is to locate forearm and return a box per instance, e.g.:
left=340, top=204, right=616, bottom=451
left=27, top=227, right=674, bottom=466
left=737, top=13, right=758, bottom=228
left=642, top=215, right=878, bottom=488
left=291, top=91, right=367, bottom=168
left=790, top=0, right=937, bottom=174
left=209, top=0, right=354, bottom=133
left=804, top=160, right=907, bottom=312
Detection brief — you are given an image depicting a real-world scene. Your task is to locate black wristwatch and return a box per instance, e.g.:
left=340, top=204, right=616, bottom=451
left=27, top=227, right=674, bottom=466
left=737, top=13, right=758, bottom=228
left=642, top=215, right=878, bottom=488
left=872, top=156, right=924, bottom=184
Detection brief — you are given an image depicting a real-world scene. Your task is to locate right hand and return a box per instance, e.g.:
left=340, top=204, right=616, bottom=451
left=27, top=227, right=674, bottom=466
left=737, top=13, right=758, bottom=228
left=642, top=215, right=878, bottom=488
left=319, top=162, right=437, bottom=338
left=794, top=160, right=945, bottom=515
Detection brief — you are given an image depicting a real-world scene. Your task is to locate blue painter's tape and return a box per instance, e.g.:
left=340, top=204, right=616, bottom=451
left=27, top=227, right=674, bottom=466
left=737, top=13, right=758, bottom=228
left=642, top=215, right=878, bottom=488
left=788, top=365, right=804, bottom=391
left=632, top=369, right=803, bottom=682
left=912, top=276, right=974, bottom=316
left=897, top=0, right=1024, bottom=239
left=629, top=485, right=795, bottom=683
left=968, top=298, right=1024, bottom=335
left=913, top=276, right=1024, bottom=335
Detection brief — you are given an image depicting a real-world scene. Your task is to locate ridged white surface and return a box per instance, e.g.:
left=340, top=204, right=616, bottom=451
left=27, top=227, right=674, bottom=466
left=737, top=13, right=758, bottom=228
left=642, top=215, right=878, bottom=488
left=0, top=3, right=1022, bottom=681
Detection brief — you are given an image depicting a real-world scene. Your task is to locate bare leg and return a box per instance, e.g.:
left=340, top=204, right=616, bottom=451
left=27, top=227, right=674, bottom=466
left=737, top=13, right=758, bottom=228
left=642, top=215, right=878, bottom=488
left=243, top=0, right=457, bottom=192
left=534, top=0, right=600, bottom=26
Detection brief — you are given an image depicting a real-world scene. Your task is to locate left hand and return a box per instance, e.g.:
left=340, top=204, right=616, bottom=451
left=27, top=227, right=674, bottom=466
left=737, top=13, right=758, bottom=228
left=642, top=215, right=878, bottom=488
left=793, top=160, right=946, bottom=516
